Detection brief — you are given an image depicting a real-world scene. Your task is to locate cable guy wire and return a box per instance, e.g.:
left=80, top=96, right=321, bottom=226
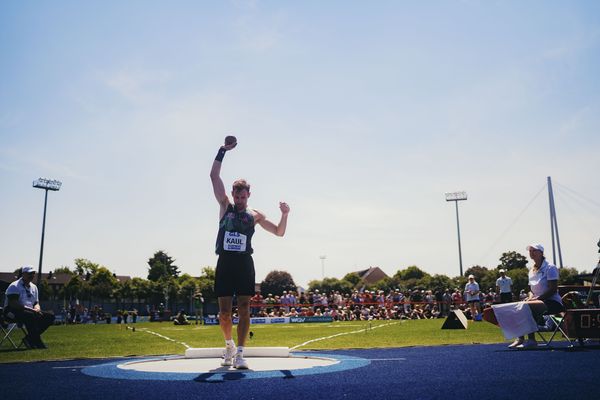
left=476, top=184, right=546, bottom=265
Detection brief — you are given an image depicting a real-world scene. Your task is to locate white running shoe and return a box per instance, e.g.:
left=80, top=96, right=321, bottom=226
left=221, top=344, right=237, bottom=366
left=516, top=339, right=538, bottom=349
left=508, top=339, right=523, bottom=348
left=233, top=354, right=249, bottom=370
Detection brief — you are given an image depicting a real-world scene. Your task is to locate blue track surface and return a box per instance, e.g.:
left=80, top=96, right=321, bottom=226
left=2, top=344, right=599, bottom=400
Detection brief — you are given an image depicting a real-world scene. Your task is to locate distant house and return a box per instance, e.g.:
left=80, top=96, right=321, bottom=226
left=354, top=266, right=389, bottom=286
left=0, top=271, right=20, bottom=294
left=0, top=270, right=131, bottom=296
left=0, top=271, right=72, bottom=296
left=113, top=275, right=132, bottom=285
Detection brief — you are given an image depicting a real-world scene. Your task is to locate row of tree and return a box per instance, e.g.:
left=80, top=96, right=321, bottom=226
left=35, top=250, right=585, bottom=310
left=306, top=251, right=583, bottom=297
left=37, top=252, right=215, bottom=310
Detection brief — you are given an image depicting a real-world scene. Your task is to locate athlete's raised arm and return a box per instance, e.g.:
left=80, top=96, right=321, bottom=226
left=210, top=137, right=237, bottom=215
left=256, top=202, right=290, bottom=237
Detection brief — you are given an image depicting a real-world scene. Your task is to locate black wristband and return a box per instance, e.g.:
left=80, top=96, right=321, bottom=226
left=215, top=147, right=226, bottom=162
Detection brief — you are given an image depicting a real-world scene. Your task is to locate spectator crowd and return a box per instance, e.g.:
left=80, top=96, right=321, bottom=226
left=249, top=287, right=514, bottom=321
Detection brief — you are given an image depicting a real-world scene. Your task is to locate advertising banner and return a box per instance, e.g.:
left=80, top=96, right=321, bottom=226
left=205, top=317, right=291, bottom=325
left=290, top=316, right=333, bottom=323
left=249, top=317, right=290, bottom=324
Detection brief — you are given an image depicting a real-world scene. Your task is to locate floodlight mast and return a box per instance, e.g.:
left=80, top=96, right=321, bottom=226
left=33, top=178, right=62, bottom=286
left=445, top=191, right=467, bottom=277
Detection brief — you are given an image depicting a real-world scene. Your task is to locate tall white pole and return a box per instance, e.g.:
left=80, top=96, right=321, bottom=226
left=547, top=176, right=563, bottom=268
left=445, top=191, right=467, bottom=277
left=320, top=255, right=326, bottom=280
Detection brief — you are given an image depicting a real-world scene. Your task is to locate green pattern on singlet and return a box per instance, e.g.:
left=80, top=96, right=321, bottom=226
left=215, top=204, right=255, bottom=254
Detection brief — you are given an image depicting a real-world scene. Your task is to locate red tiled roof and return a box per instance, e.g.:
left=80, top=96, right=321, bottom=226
left=353, top=267, right=389, bottom=284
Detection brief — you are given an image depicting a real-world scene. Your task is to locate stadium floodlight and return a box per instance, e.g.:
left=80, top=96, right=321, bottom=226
left=33, top=178, right=62, bottom=191
left=33, top=178, right=62, bottom=286
left=320, top=255, right=326, bottom=280
left=445, top=191, right=467, bottom=277
left=445, top=191, right=467, bottom=201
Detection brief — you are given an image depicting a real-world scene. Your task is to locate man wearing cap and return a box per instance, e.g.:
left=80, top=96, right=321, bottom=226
left=3, top=266, right=55, bottom=348
left=496, top=269, right=513, bottom=304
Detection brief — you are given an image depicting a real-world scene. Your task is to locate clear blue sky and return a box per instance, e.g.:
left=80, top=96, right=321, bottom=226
left=1, top=1, right=599, bottom=286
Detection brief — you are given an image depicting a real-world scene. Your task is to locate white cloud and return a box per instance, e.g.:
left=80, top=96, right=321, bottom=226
left=0, top=147, right=84, bottom=180
left=103, top=68, right=172, bottom=104
left=558, top=104, right=598, bottom=138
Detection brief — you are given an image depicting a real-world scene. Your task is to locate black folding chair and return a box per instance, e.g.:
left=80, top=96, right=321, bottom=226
left=0, top=308, right=31, bottom=350
left=535, top=292, right=581, bottom=348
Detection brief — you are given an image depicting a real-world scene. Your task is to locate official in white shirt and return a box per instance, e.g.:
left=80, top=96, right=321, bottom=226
left=4, top=266, right=55, bottom=348
left=496, top=269, right=513, bottom=303
left=508, top=244, right=564, bottom=349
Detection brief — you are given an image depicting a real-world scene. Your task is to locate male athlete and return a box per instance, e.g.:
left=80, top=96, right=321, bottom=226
left=210, top=137, right=290, bottom=369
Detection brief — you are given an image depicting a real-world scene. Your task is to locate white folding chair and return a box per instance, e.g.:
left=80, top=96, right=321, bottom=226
left=536, top=313, right=575, bottom=348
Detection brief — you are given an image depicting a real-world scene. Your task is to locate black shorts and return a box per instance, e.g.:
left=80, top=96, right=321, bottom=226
left=544, top=299, right=564, bottom=314
left=214, top=253, right=255, bottom=297
left=500, top=292, right=513, bottom=303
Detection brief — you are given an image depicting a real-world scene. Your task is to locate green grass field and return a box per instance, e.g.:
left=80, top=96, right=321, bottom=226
left=0, top=319, right=507, bottom=364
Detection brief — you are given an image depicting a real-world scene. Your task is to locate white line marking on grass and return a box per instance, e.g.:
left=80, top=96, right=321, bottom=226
left=139, top=328, right=191, bottom=349
left=290, top=321, right=401, bottom=350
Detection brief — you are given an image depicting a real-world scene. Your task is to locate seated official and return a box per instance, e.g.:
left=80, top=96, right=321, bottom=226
left=509, top=244, right=564, bottom=348
left=4, top=266, right=55, bottom=349
left=483, top=244, right=564, bottom=349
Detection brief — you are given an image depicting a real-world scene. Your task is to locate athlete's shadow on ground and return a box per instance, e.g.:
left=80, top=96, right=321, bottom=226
left=193, top=369, right=295, bottom=383
left=193, top=371, right=247, bottom=382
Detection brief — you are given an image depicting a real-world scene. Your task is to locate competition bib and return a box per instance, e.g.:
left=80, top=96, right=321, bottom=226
left=224, top=231, right=247, bottom=252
